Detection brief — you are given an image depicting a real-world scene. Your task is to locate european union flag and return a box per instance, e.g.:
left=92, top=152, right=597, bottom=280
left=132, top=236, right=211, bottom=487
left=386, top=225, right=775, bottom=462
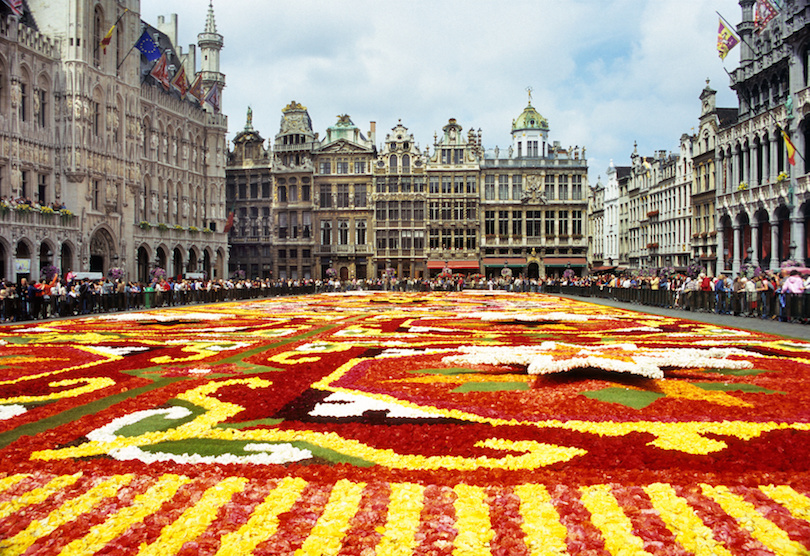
left=135, top=30, right=161, bottom=62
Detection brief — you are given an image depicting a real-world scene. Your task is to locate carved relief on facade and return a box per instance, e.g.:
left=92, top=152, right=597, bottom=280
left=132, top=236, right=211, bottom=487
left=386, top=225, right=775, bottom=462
left=182, top=197, right=189, bottom=218
left=10, top=82, right=21, bottom=108
left=150, top=191, right=158, bottom=214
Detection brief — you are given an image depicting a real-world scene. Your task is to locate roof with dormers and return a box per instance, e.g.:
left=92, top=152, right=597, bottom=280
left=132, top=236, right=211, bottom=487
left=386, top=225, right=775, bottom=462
left=512, top=102, right=549, bottom=132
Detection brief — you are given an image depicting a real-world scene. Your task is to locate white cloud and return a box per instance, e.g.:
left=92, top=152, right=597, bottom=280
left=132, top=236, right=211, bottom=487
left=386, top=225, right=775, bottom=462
left=141, top=0, right=742, bottom=182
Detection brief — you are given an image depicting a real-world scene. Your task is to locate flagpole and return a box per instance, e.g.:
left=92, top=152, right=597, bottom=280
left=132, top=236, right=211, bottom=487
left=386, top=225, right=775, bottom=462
left=97, top=7, right=129, bottom=57
left=716, top=11, right=758, bottom=57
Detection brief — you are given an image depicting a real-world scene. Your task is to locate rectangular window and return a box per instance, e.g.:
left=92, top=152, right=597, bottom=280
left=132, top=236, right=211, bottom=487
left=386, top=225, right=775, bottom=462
left=38, top=174, right=48, bottom=204
left=376, top=201, right=387, bottom=221
left=558, top=210, right=569, bottom=236
left=91, top=179, right=100, bottom=210
left=441, top=200, right=452, bottom=220
left=290, top=212, right=299, bottom=238
left=454, top=231, right=464, bottom=250
left=429, top=229, right=440, bottom=249
left=429, top=177, right=439, bottom=194
left=401, top=200, right=412, bottom=221
left=388, top=230, right=399, bottom=250
left=498, top=176, right=509, bottom=200
left=388, top=200, right=399, bottom=221
left=484, top=175, right=495, bottom=200
left=441, top=149, right=452, bottom=164
left=356, top=220, right=367, bottom=244
left=336, top=159, right=349, bottom=174
left=454, top=200, right=464, bottom=220
left=354, top=160, right=366, bottom=174
left=319, top=185, right=332, bottom=208
left=278, top=212, right=288, bottom=239
left=485, top=210, right=495, bottom=235
left=559, top=175, right=569, bottom=200
left=303, top=212, right=312, bottom=238
left=336, top=184, right=349, bottom=208
left=512, top=210, right=522, bottom=236
left=414, top=230, right=425, bottom=250
left=414, top=177, right=425, bottom=193
left=38, top=89, right=47, bottom=128
left=301, top=184, right=311, bottom=201
left=454, top=176, right=464, bottom=194
left=429, top=201, right=439, bottom=220
left=572, top=210, right=583, bottom=236
left=466, top=229, right=476, bottom=250
left=401, top=229, right=413, bottom=250
left=319, top=161, right=331, bottom=174
left=545, top=210, right=555, bottom=236
left=414, top=201, right=425, bottom=221
left=388, top=177, right=398, bottom=193
left=376, top=230, right=387, bottom=250
left=376, top=177, right=386, bottom=194
left=442, top=229, right=452, bottom=249
left=262, top=181, right=270, bottom=198
left=250, top=182, right=258, bottom=199
left=466, top=176, right=477, bottom=194
left=454, top=149, right=463, bottom=164
left=354, top=184, right=367, bottom=207
left=289, top=184, right=298, bottom=202
left=545, top=176, right=555, bottom=200
left=498, top=210, right=509, bottom=236
left=512, top=175, right=522, bottom=200
left=466, top=201, right=477, bottom=220
left=238, top=183, right=247, bottom=199
left=572, top=175, right=583, bottom=200
left=442, top=177, right=452, bottom=194
left=401, top=177, right=411, bottom=193
left=527, top=211, right=541, bottom=237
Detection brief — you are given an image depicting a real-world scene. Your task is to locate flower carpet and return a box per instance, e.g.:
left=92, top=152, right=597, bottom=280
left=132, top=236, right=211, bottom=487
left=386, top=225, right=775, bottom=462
left=1, top=291, right=810, bottom=555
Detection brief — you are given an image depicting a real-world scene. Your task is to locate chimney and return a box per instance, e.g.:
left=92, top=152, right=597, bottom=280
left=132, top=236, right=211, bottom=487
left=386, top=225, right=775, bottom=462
left=369, top=121, right=376, bottom=145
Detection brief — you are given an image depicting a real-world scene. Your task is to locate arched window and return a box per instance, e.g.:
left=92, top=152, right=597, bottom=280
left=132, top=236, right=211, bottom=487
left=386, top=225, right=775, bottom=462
left=36, top=74, right=49, bottom=128
left=18, top=69, right=30, bottom=123
left=402, top=154, right=410, bottom=173
left=389, top=154, right=397, bottom=173
left=93, top=6, right=104, bottom=68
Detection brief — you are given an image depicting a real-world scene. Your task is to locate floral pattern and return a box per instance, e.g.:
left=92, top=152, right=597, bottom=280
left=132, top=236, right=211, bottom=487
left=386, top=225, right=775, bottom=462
left=0, top=291, right=809, bottom=554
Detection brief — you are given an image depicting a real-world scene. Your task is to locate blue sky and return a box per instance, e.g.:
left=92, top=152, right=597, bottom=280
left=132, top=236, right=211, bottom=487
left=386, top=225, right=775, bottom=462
left=141, top=0, right=743, bottom=183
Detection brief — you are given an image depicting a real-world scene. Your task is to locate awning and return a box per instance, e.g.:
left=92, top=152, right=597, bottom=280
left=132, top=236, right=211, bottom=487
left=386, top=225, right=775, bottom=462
left=543, top=257, right=588, bottom=267
left=482, top=257, right=525, bottom=267
left=427, top=260, right=480, bottom=270
left=591, top=266, right=617, bottom=272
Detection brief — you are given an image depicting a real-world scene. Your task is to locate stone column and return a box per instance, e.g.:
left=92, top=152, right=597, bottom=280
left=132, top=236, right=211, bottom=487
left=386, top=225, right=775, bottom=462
left=733, top=224, right=742, bottom=276
left=751, top=142, right=760, bottom=186
left=716, top=223, right=725, bottom=274
left=751, top=224, right=760, bottom=267
left=792, top=211, right=805, bottom=266
left=770, top=217, right=780, bottom=272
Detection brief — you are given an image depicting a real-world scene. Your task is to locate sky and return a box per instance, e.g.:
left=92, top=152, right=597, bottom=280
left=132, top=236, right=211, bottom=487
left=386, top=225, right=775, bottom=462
left=140, top=0, right=743, bottom=184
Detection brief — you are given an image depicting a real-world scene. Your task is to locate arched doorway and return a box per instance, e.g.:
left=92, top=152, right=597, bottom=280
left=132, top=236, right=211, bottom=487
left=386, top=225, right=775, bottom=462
left=755, top=209, right=771, bottom=269
left=203, top=250, right=211, bottom=279
left=527, top=262, right=539, bottom=279
left=775, top=205, right=792, bottom=262
left=89, top=228, right=116, bottom=275
left=15, top=241, right=31, bottom=282
left=0, top=242, right=7, bottom=283
left=60, top=243, right=73, bottom=277
left=137, top=246, right=150, bottom=284
left=188, top=249, right=198, bottom=273
left=39, top=243, right=55, bottom=281
left=155, top=246, right=167, bottom=273
left=173, top=247, right=183, bottom=279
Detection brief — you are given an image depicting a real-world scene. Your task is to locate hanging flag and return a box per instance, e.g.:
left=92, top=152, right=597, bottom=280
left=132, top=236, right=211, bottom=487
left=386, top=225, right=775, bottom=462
left=204, top=83, right=221, bottom=113
left=717, top=18, right=739, bottom=60
left=754, top=0, right=778, bottom=33
left=100, top=8, right=128, bottom=54
left=134, top=30, right=161, bottom=62
left=2, top=0, right=23, bottom=16
left=188, top=73, right=204, bottom=105
left=223, top=210, right=235, bottom=233
left=781, top=128, right=797, bottom=166
left=171, top=64, right=189, bottom=98
left=150, top=52, right=171, bottom=90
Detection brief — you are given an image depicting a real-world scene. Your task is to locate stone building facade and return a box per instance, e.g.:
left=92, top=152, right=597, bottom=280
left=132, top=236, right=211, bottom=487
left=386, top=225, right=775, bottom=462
left=227, top=99, right=589, bottom=280
left=0, top=1, right=228, bottom=284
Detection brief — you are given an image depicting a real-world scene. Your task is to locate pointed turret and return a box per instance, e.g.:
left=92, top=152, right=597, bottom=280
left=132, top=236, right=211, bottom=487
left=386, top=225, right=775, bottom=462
left=197, top=0, right=225, bottom=96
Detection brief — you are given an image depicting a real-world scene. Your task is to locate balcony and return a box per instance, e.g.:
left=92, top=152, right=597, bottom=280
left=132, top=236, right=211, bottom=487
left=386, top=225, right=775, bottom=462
left=0, top=207, right=79, bottom=230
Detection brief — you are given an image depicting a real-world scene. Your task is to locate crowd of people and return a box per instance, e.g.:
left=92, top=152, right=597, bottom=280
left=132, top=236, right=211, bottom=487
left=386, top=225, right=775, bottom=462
left=3, top=266, right=810, bottom=324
